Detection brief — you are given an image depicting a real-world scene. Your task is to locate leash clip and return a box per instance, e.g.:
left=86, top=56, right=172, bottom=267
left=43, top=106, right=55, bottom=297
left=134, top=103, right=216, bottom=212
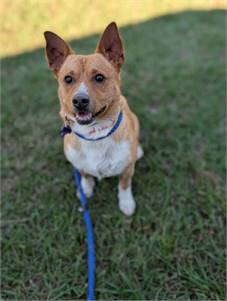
left=60, top=125, right=72, bottom=137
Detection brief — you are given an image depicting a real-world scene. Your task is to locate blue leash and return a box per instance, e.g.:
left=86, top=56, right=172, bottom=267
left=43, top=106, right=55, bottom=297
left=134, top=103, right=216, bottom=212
left=60, top=111, right=123, bottom=300
left=73, top=168, right=95, bottom=301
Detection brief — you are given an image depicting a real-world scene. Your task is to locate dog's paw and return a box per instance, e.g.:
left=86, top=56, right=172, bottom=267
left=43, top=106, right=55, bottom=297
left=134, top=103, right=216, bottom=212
left=137, top=145, right=144, bottom=160
left=118, top=185, right=136, bottom=216
left=77, top=176, right=95, bottom=198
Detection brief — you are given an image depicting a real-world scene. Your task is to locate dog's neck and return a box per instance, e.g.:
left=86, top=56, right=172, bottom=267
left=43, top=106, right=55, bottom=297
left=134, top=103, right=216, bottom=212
left=73, top=116, right=116, bottom=139
left=65, top=107, right=121, bottom=140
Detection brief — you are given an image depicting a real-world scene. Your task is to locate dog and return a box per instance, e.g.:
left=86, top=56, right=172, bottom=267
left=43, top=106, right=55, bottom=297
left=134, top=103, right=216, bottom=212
left=44, top=22, right=143, bottom=216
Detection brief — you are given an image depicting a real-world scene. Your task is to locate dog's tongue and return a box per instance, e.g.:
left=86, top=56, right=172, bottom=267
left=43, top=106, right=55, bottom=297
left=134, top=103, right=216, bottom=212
left=76, top=111, right=92, bottom=122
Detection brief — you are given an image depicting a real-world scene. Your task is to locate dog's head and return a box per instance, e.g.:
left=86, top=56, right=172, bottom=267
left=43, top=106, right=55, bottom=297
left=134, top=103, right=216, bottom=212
left=44, top=22, right=124, bottom=125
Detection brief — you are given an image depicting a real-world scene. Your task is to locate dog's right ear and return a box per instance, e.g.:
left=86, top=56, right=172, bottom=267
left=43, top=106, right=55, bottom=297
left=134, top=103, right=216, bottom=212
left=44, top=31, right=73, bottom=75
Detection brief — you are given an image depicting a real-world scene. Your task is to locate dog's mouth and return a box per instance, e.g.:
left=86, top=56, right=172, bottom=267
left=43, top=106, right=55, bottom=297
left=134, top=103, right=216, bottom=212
left=75, top=106, right=107, bottom=125
left=76, top=111, right=93, bottom=125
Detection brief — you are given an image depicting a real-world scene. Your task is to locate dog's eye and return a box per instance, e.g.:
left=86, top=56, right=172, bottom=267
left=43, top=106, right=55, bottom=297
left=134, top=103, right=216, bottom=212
left=95, top=74, right=105, bottom=83
left=64, top=75, right=73, bottom=84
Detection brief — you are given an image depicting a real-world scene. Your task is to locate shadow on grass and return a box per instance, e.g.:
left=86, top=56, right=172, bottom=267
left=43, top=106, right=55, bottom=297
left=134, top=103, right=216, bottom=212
left=2, top=9, right=226, bottom=300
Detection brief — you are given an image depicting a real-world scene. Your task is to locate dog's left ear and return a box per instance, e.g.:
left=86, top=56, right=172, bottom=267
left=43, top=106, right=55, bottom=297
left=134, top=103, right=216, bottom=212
left=96, top=22, right=124, bottom=71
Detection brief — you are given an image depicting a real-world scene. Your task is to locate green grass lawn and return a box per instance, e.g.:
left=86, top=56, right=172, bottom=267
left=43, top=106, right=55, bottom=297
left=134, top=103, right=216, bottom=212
left=1, top=9, right=225, bottom=300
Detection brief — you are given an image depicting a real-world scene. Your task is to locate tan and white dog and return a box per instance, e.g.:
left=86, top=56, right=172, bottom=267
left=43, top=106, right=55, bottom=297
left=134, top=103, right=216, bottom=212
left=44, top=22, right=143, bottom=216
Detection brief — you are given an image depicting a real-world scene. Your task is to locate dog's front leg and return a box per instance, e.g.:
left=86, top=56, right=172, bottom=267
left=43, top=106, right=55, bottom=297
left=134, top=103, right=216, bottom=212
left=77, top=172, right=95, bottom=198
left=118, top=163, right=136, bottom=216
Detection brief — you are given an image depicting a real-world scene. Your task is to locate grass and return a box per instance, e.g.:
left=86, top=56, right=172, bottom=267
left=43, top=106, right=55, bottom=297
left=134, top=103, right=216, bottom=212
left=1, top=7, right=226, bottom=301
left=1, top=0, right=225, bottom=57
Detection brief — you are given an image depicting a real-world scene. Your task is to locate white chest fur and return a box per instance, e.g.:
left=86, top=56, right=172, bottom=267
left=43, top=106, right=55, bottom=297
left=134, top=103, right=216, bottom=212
left=65, top=137, right=131, bottom=179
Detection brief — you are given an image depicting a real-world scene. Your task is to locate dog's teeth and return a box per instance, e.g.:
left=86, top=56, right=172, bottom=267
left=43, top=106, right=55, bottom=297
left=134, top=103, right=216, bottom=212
left=76, top=112, right=92, bottom=122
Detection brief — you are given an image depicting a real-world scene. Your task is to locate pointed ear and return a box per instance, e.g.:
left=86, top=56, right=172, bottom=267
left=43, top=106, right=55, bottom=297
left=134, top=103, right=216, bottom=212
left=96, top=22, right=124, bottom=71
left=44, top=31, right=73, bottom=75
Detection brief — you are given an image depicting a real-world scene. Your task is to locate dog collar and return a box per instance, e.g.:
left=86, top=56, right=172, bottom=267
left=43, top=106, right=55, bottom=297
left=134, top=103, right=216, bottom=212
left=61, top=111, right=123, bottom=141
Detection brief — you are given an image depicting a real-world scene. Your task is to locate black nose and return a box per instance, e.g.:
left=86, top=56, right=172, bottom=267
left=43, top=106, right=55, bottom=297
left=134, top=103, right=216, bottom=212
left=72, top=94, right=89, bottom=110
